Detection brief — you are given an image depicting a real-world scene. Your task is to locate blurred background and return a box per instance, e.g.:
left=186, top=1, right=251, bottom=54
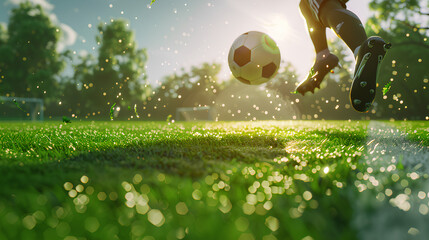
left=0, top=0, right=428, bottom=121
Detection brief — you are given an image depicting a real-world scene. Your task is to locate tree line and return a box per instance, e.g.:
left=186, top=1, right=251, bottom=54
left=0, top=1, right=428, bottom=121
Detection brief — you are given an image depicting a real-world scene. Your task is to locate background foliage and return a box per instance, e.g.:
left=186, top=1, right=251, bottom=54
left=0, top=0, right=428, bottom=120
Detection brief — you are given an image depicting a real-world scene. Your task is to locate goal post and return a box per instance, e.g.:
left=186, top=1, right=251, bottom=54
left=0, top=96, right=44, bottom=121
left=176, top=106, right=216, bottom=121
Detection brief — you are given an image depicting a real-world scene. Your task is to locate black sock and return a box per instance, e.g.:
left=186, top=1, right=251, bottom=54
left=319, top=0, right=367, bottom=52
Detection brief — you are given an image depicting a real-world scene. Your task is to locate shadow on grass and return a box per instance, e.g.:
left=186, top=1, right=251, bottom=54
left=0, top=134, right=289, bottom=196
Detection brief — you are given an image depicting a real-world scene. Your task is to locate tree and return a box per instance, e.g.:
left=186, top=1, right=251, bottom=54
left=1, top=2, right=65, bottom=100
left=0, top=24, right=6, bottom=44
left=77, top=19, right=149, bottom=119
left=60, top=54, right=97, bottom=118
left=368, top=0, right=428, bottom=30
left=0, top=23, right=10, bottom=93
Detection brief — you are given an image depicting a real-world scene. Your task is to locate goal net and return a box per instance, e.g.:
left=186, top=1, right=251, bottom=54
left=176, top=106, right=216, bottom=121
left=0, top=96, right=44, bottom=121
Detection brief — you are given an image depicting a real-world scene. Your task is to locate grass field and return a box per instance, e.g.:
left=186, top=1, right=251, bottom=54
left=0, top=120, right=428, bottom=240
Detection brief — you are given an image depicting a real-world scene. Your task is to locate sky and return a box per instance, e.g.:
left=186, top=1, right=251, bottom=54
left=0, top=0, right=372, bottom=86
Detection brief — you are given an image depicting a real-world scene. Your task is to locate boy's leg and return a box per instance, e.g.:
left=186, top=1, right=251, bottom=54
left=296, top=0, right=340, bottom=95
left=299, top=0, right=328, bottom=54
left=318, top=0, right=367, bottom=57
left=318, top=0, right=391, bottom=112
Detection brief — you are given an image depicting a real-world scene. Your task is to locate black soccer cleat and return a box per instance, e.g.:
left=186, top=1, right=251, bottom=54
left=350, top=36, right=391, bottom=112
left=296, top=54, right=341, bottom=96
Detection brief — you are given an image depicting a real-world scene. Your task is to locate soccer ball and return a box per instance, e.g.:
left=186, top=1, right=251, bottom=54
left=228, top=31, right=281, bottom=85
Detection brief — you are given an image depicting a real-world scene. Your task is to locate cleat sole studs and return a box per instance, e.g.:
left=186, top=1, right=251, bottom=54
left=353, top=99, right=362, bottom=105
left=365, top=53, right=372, bottom=59
left=360, top=81, right=367, bottom=87
left=370, top=89, right=375, bottom=94
left=354, top=53, right=371, bottom=81
left=384, top=43, right=392, bottom=50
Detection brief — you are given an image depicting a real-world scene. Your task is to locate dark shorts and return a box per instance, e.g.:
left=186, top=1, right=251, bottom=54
left=300, top=0, right=348, bottom=24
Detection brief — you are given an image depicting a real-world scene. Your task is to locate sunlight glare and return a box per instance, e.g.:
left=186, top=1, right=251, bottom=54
left=255, top=13, right=292, bottom=44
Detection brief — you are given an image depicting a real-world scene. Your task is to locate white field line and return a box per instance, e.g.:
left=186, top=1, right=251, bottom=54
left=353, top=121, right=429, bottom=240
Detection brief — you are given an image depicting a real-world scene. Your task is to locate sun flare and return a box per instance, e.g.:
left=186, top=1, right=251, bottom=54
left=256, top=13, right=292, bottom=44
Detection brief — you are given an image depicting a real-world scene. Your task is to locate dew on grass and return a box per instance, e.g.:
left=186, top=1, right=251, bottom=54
left=75, top=184, right=84, bottom=193
left=419, top=204, right=429, bottom=215
left=64, top=182, right=73, bottom=191
left=22, top=215, right=37, bottom=230
left=303, top=191, right=312, bottom=201
left=84, top=217, right=100, bottom=233
left=389, top=194, right=411, bottom=211
left=175, top=202, right=188, bottom=215
left=148, top=209, right=165, bottom=227
left=97, top=192, right=107, bottom=201
left=136, top=202, right=150, bottom=215
left=323, top=166, right=329, bottom=174
left=80, top=175, right=89, bottom=184
left=3, top=120, right=429, bottom=237
left=68, top=190, right=77, bottom=198
left=265, top=216, right=279, bottom=231
left=242, top=203, right=255, bottom=215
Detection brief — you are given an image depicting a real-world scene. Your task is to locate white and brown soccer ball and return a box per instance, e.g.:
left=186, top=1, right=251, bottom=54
left=228, top=31, right=281, bottom=85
